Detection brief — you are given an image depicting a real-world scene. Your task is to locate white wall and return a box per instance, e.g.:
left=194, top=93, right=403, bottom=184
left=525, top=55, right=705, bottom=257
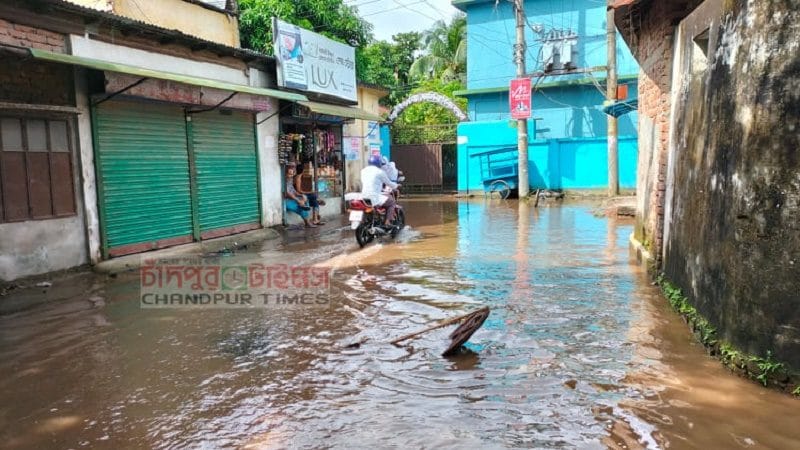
left=256, top=104, right=283, bottom=227
left=69, top=35, right=249, bottom=85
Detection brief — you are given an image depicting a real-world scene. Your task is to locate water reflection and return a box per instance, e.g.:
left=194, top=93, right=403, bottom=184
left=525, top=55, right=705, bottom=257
left=0, top=198, right=798, bottom=449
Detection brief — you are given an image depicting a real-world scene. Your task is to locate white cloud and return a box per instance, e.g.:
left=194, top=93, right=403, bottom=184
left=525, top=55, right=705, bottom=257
left=348, top=0, right=461, bottom=42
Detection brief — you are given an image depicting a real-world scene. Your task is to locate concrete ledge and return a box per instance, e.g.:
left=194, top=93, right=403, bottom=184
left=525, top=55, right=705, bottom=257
left=629, top=233, right=655, bottom=270
left=94, top=228, right=280, bottom=275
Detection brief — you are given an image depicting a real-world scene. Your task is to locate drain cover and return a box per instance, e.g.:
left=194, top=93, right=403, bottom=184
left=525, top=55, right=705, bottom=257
left=442, top=307, right=490, bottom=356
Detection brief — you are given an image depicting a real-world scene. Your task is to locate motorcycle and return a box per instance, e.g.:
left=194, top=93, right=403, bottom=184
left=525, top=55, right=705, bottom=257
left=345, top=187, right=406, bottom=248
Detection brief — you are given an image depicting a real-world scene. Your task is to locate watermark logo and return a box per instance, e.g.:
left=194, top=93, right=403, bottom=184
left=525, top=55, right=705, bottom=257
left=139, top=257, right=332, bottom=309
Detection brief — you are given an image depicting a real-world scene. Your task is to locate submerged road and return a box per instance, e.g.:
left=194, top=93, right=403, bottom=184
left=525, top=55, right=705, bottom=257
left=0, top=198, right=797, bottom=449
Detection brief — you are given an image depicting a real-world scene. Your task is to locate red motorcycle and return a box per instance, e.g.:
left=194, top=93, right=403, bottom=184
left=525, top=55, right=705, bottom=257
left=345, top=190, right=406, bottom=248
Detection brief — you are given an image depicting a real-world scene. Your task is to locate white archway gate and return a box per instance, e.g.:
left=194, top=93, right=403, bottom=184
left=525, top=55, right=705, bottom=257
left=386, top=92, right=468, bottom=124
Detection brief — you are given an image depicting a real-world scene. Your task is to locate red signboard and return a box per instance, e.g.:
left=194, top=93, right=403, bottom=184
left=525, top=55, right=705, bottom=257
left=509, top=78, right=532, bottom=119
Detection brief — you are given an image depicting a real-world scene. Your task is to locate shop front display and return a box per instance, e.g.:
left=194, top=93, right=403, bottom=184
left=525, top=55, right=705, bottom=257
left=279, top=118, right=345, bottom=221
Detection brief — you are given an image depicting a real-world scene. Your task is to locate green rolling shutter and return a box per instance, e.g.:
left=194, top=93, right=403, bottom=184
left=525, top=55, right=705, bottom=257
left=190, top=111, right=260, bottom=238
left=95, top=100, right=193, bottom=256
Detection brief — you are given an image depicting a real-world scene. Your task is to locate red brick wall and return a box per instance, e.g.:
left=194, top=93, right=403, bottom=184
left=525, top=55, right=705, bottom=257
left=0, top=19, right=72, bottom=105
left=626, top=1, right=690, bottom=264
left=0, top=18, right=66, bottom=53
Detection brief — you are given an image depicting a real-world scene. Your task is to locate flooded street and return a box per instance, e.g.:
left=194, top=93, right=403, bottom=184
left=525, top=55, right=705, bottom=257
left=0, top=198, right=797, bottom=449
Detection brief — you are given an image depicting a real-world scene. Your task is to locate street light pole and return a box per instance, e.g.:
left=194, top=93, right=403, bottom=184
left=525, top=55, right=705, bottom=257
left=514, top=0, right=530, bottom=199
left=606, top=2, right=619, bottom=196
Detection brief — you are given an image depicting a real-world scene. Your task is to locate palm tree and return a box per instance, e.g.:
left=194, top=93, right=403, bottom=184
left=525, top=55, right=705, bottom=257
left=408, top=15, right=466, bottom=83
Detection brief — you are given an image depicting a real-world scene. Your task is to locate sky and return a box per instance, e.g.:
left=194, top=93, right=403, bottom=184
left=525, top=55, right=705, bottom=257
left=344, top=0, right=462, bottom=42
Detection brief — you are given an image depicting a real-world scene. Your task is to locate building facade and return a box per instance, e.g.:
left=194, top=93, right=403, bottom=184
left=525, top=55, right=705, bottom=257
left=0, top=0, right=304, bottom=280
left=343, top=84, right=390, bottom=193
left=453, top=0, right=640, bottom=193
left=615, top=0, right=800, bottom=369
left=65, top=0, right=241, bottom=47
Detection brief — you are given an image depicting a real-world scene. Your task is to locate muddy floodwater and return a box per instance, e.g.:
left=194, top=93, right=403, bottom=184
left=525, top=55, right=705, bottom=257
left=0, top=199, right=798, bottom=449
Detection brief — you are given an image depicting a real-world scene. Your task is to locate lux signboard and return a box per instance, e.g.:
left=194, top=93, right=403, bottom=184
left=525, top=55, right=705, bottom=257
left=509, top=78, right=532, bottom=119
left=273, top=17, right=357, bottom=102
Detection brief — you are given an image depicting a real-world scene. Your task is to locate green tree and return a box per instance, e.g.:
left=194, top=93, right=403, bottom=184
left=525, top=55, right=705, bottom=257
left=390, top=32, right=421, bottom=87
left=357, top=32, right=421, bottom=105
left=357, top=41, right=397, bottom=88
left=238, top=0, right=372, bottom=54
left=408, top=15, right=467, bottom=83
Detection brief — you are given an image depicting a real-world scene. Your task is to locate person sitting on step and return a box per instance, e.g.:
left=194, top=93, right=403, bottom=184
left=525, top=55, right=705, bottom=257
left=284, top=165, right=315, bottom=228
left=294, top=163, right=326, bottom=226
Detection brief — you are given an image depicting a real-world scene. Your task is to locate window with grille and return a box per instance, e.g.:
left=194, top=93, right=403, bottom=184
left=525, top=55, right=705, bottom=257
left=0, top=116, right=77, bottom=222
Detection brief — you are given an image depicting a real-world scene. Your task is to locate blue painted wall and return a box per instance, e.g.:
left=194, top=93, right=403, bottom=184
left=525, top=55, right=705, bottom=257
left=467, top=83, right=638, bottom=138
left=454, top=0, right=640, bottom=192
left=379, top=124, right=391, bottom=159
left=457, top=120, right=637, bottom=192
left=460, top=0, right=639, bottom=91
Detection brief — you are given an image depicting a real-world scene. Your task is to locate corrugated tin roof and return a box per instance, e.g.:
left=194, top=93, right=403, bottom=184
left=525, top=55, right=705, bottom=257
left=196, top=0, right=227, bottom=8
left=41, top=0, right=270, bottom=62
left=612, top=0, right=640, bottom=8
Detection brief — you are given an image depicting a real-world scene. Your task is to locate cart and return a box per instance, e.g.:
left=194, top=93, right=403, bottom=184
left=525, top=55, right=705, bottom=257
left=473, top=147, right=519, bottom=199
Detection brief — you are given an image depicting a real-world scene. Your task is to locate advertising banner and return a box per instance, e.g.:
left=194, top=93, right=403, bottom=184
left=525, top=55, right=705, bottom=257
left=509, top=78, right=532, bottom=119
left=343, top=137, right=361, bottom=161
left=273, top=17, right=357, bottom=102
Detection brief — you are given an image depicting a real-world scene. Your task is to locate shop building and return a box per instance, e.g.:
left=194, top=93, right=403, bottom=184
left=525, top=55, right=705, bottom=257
left=271, top=19, right=383, bottom=224
left=342, top=83, right=391, bottom=193
left=0, top=0, right=305, bottom=280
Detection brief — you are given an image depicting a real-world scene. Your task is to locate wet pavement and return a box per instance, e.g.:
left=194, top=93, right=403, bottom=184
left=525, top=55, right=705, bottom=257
left=0, top=198, right=797, bottom=449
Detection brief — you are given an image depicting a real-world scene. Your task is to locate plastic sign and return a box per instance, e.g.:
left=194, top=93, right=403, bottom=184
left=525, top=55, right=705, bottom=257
left=273, top=17, right=357, bottom=102
left=509, top=78, right=532, bottom=119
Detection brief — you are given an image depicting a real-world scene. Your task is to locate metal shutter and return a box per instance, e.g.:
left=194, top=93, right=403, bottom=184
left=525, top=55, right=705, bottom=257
left=94, top=100, right=193, bottom=257
left=189, top=110, right=260, bottom=239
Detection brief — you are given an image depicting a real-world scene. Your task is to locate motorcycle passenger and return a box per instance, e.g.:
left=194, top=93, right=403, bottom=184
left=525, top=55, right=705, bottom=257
left=381, top=157, right=401, bottom=200
left=381, top=156, right=399, bottom=183
left=361, top=154, right=398, bottom=229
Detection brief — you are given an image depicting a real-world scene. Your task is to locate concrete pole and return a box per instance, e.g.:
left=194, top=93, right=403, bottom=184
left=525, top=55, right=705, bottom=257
left=514, top=0, right=530, bottom=199
left=606, top=2, right=619, bottom=196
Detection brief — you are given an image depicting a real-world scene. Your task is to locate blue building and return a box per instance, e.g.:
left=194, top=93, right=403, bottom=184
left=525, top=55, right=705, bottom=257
left=453, top=0, right=639, bottom=193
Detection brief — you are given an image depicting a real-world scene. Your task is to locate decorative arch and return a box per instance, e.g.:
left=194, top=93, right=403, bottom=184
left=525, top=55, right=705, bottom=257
left=386, top=92, right=468, bottom=124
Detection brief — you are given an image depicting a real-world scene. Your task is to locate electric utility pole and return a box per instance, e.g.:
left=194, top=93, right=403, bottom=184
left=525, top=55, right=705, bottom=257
left=514, top=0, right=530, bottom=198
left=606, top=2, right=619, bottom=196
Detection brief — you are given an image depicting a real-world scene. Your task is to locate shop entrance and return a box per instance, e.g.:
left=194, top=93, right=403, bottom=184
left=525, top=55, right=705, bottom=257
left=279, top=117, right=346, bottom=223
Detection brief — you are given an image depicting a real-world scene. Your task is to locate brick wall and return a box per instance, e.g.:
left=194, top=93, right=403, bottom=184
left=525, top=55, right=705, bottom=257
left=628, top=1, right=687, bottom=264
left=0, top=59, right=74, bottom=106
left=0, top=18, right=66, bottom=53
left=0, top=19, right=72, bottom=105
left=94, top=26, right=248, bottom=71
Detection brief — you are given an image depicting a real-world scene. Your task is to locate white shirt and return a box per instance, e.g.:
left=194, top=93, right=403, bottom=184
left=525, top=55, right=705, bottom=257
left=361, top=165, right=397, bottom=206
left=382, top=162, right=399, bottom=182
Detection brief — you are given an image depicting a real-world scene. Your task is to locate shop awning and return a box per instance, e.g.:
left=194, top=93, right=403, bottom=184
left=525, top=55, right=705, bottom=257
left=28, top=48, right=307, bottom=102
left=601, top=98, right=638, bottom=118
left=298, top=101, right=382, bottom=121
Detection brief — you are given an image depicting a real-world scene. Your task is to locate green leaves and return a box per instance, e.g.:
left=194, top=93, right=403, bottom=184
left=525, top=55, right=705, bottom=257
left=409, top=14, right=466, bottom=83
left=657, top=274, right=797, bottom=391
left=238, top=0, right=372, bottom=54
left=751, top=351, right=786, bottom=387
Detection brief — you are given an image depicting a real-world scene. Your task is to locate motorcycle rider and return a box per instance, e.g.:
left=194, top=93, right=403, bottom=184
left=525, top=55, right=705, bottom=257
left=361, top=154, right=398, bottom=229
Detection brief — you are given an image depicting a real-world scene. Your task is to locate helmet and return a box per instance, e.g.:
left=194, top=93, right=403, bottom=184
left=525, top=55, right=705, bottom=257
left=368, top=154, right=383, bottom=167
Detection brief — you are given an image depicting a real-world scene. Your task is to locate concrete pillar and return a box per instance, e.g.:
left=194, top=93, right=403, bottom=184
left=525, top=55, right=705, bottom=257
left=255, top=102, right=282, bottom=227
left=74, top=67, right=102, bottom=264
